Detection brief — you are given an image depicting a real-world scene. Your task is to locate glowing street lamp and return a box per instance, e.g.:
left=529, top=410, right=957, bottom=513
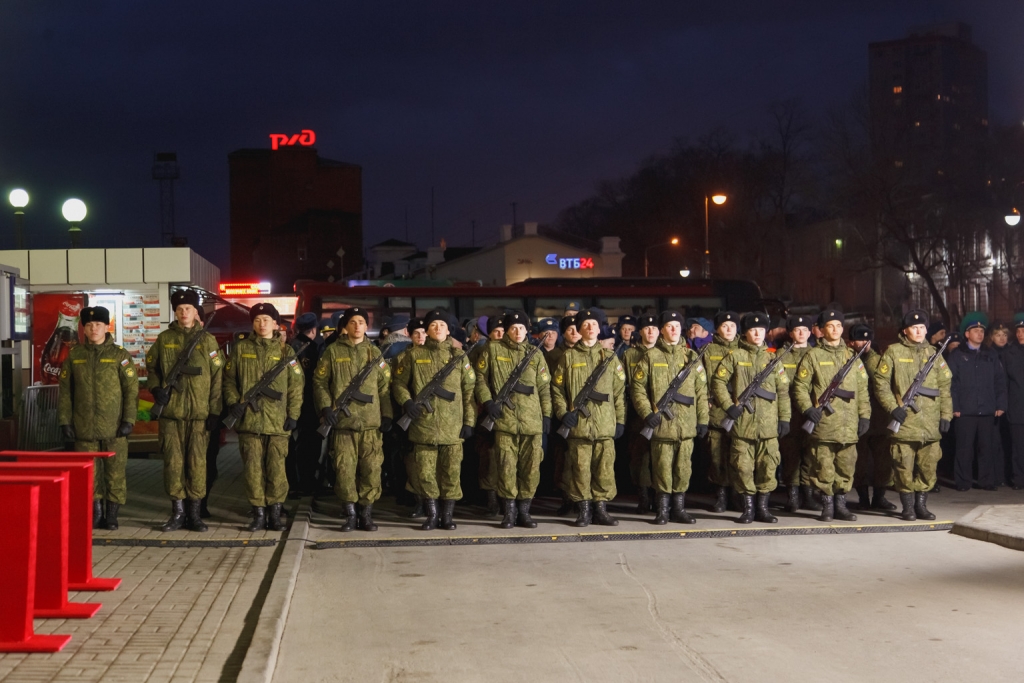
left=62, top=198, right=87, bottom=248
left=704, top=194, right=727, bottom=279
left=679, top=267, right=691, bottom=278
left=1006, top=208, right=1021, bottom=227
left=644, top=237, right=679, bottom=278
left=8, top=189, right=29, bottom=249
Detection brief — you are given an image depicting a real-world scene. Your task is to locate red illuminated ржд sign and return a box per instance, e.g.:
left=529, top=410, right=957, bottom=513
left=270, top=130, right=316, bottom=150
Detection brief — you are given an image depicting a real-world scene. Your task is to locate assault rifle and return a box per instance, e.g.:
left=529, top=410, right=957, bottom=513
left=801, top=343, right=869, bottom=435
left=639, top=344, right=710, bottom=441
left=396, top=351, right=467, bottom=431
left=318, top=343, right=392, bottom=438
left=150, top=330, right=207, bottom=419
left=223, top=340, right=308, bottom=430
left=480, top=345, right=541, bottom=432
left=721, top=344, right=792, bottom=433
left=888, top=335, right=951, bottom=434
left=557, top=341, right=624, bottom=439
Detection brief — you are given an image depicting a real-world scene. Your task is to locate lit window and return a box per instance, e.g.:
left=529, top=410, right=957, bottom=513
left=937, top=94, right=942, bottom=100
left=937, top=169, right=945, bottom=176
left=894, top=160, right=904, bottom=168
left=893, top=86, right=903, bottom=94
left=914, top=121, right=921, bottom=127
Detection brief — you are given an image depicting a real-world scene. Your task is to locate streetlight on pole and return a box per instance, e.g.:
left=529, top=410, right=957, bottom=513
left=8, top=189, right=28, bottom=249
left=62, top=199, right=87, bottom=248
left=644, top=237, right=679, bottom=277
left=703, top=193, right=727, bottom=279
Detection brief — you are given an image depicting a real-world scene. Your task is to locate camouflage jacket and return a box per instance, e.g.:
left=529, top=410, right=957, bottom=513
left=312, top=336, right=392, bottom=431
left=223, top=332, right=304, bottom=436
left=704, top=334, right=739, bottom=428
left=872, top=334, right=953, bottom=444
left=791, top=340, right=870, bottom=444
left=391, top=338, right=476, bottom=445
left=474, top=336, right=552, bottom=435
left=58, top=334, right=138, bottom=440
left=551, top=341, right=626, bottom=441
left=146, top=321, right=223, bottom=421
left=711, top=339, right=791, bottom=441
left=630, top=339, right=708, bottom=441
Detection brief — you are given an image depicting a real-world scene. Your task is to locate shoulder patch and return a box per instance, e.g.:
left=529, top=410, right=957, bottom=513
left=879, top=362, right=889, bottom=374
left=125, top=367, right=135, bottom=377
left=798, top=366, right=809, bottom=379
left=634, top=368, right=645, bottom=381
left=717, top=366, right=728, bottom=378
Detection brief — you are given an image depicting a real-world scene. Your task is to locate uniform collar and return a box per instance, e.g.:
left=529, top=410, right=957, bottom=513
left=739, top=339, right=765, bottom=353
left=713, top=334, right=738, bottom=348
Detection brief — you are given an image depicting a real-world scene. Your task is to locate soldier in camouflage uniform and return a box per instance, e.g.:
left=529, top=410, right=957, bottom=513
left=551, top=308, right=626, bottom=527
left=392, top=316, right=427, bottom=517
left=391, top=309, right=476, bottom=531
left=711, top=312, right=791, bottom=524
left=624, top=314, right=659, bottom=513
left=58, top=306, right=138, bottom=531
left=631, top=310, right=709, bottom=525
left=704, top=311, right=740, bottom=512
left=468, top=316, right=505, bottom=517
left=872, top=309, right=953, bottom=521
left=475, top=310, right=552, bottom=528
left=777, top=314, right=817, bottom=513
left=147, top=289, right=223, bottom=532
left=792, top=308, right=871, bottom=522
left=548, top=316, right=581, bottom=514
left=314, top=307, right=392, bottom=532
left=223, top=303, right=304, bottom=532
left=848, top=324, right=896, bottom=511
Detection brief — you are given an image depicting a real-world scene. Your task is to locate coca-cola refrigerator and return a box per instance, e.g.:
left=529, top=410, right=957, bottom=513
left=32, top=293, right=87, bottom=385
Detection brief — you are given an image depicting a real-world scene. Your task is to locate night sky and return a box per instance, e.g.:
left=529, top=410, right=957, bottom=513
left=1, top=1, right=1021, bottom=275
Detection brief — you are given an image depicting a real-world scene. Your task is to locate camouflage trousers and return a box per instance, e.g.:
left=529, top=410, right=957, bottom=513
left=160, top=418, right=210, bottom=500
left=651, top=438, right=694, bottom=494
left=329, top=429, right=384, bottom=506
left=238, top=433, right=289, bottom=506
left=77, top=437, right=129, bottom=504
left=708, top=427, right=732, bottom=487
left=890, top=440, right=941, bottom=493
left=730, top=436, right=781, bottom=495
left=778, top=429, right=810, bottom=487
left=475, top=430, right=498, bottom=491
left=628, top=435, right=652, bottom=490
left=493, top=432, right=543, bottom=500
left=808, top=440, right=858, bottom=495
left=409, top=443, right=463, bottom=501
left=854, top=434, right=893, bottom=489
left=566, top=438, right=616, bottom=503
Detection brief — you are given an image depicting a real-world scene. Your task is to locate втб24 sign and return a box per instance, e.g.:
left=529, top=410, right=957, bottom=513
left=269, top=130, right=316, bottom=150
left=546, top=253, right=594, bottom=270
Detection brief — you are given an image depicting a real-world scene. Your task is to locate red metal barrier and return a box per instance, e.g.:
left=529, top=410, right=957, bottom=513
left=1, top=451, right=121, bottom=591
left=0, top=463, right=102, bottom=618
left=0, top=475, right=73, bottom=653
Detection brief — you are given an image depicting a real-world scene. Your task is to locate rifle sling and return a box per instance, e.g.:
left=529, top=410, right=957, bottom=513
left=916, top=386, right=940, bottom=399
left=832, top=388, right=855, bottom=401
left=671, top=393, right=694, bottom=406
left=752, top=386, right=776, bottom=402
left=512, top=383, right=534, bottom=395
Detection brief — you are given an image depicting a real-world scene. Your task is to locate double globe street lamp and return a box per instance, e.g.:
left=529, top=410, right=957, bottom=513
left=61, top=198, right=87, bottom=248
left=7, top=191, right=88, bottom=248
left=8, top=189, right=29, bottom=249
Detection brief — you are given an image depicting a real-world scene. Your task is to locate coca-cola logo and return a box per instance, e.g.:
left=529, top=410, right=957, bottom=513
left=60, top=300, right=83, bottom=317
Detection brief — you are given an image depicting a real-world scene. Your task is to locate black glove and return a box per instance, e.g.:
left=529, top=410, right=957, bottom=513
left=228, top=403, right=246, bottom=422
left=644, top=413, right=663, bottom=430
left=543, top=416, right=551, bottom=433
left=61, top=424, right=76, bottom=441
left=403, top=400, right=423, bottom=420
left=857, top=418, right=870, bottom=437
left=151, top=386, right=170, bottom=406
left=614, top=424, right=625, bottom=439
left=321, top=406, right=339, bottom=427
left=116, top=421, right=133, bottom=438
left=696, top=424, right=709, bottom=439
left=560, top=411, right=579, bottom=429
left=940, top=419, right=951, bottom=434
left=283, top=417, right=298, bottom=431
left=483, top=400, right=503, bottom=420
left=803, top=407, right=823, bottom=425
left=380, top=417, right=393, bottom=433
left=725, top=405, right=743, bottom=420
left=203, top=415, right=219, bottom=431
left=890, top=407, right=908, bottom=425
left=459, top=424, right=474, bottom=440
left=777, top=421, right=790, bottom=438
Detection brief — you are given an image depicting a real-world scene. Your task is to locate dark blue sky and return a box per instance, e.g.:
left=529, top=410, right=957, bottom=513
left=1, top=1, right=1021, bottom=275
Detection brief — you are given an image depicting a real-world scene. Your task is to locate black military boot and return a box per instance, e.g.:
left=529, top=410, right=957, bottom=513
left=186, top=499, right=208, bottom=532
left=833, top=493, right=857, bottom=521
left=340, top=502, right=357, bottom=532
left=439, top=499, right=457, bottom=531
left=593, top=501, right=618, bottom=526
left=574, top=500, right=592, bottom=527
left=711, top=486, right=728, bottom=513
left=871, top=488, right=897, bottom=511
left=359, top=504, right=378, bottom=532
left=247, top=506, right=266, bottom=532
left=556, top=490, right=574, bottom=516
left=653, top=493, right=670, bottom=525
left=267, top=503, right=284, bottom=531
left=93, top=499, right=106, bottom=530
left=818, top=494, right=834, bottom=522
left=755, top=492, right=777, bottom=523
left=161, top=499, right=185, bottom=532
left=856, top=485, right=871, bottom=509
left=517, top=499, right=537, bottom=528
left=421, top=498, right=439, bottom=530
left=914, top=491, right=936, bottom=521
left=409, top=495, right=425, bottom=518
left=800, top=485, right=823, bottom=511
left=670, top=493, right=696, bottom=524
left=636, top=487, right=651, bottom=515
left=784, top=485, right=801, bottom=513
left=485, top=490, right=500, bottom=518
left=104, top=501, right=120, bottom=531
left=199, top=496, right=212, bottom=519
left=899, top=492, right=916, bottom=521
left=499, top=498, right=518, bottom=529
left=736, top=494, right=755, bottom=524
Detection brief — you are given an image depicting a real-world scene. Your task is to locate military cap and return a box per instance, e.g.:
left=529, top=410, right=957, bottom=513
left=740, top=312, right=769, bottom=333
left=787, top=314, right=813, bottom=331
left=293, top=312, right=318, bottom=333
left=338, top=307, right=369, bottom=329
left=1014, top=313, right=1024, bottom=329
left=423, top=309, right=449, bottom=328
left=598, top=324, right=615, bottom=340
left=535, top=317, right=558, bottom=334
left=959, top=311, right=989, bottom=335
left=714, top=311, right=738, bottom=329
left=901, top=309, right=929, bottom=329
left=407, top=316, right=426, bottom=333
left=637, top=314, right=659, bottom=331
left=250, top=302, right=279, bottom=323
left=659, top=310, right=685, bottom=327
left=502, top=310, right=530, bottom=330
left=171, top=288, right=200, bottom=311
left=564, top=301, right=581, bottom=314
left=817, top=308, right=844, bottom=327
left=559, top=315, right=578, bottom=335
left=80, top=306, right=110, bottom=326
left=618, top=314, right=637, bottom=328
left=848, top=323, right=874, bottom=342
left=575, top=308, right=603, bottom=327
left=487, top=315, right=506, bottom=334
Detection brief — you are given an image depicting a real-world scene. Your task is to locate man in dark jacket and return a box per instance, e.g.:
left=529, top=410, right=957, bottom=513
left=948, top=312, right=1007, bottom=491
left=288, top=312, right=325, bottom=497
left=1000, top=313, right=1024, bottom=490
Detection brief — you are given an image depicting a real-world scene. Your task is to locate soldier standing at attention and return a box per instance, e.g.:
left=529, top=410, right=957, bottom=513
left=792, top=308, right=870, bottom=522
left=624, top=314, right=659, bottom=513
left=777, top=314, right=816, bottom=513
left=711, top=312, right=791, bottom=524
left=148, top=289, right=223, bottom=533
left=849, top=324, right=896, bottom=511
left=631, top=310, right=709, bottom=525
left=548, top=315, right=581, bottom=513
left=551, top=308, right=626, bottom=527
left=469, top=315, right=505, bottom=517
left=475, top=310, right=552, bottom=528
left=58, top=306, right=138, bottom=531
left=872, top=310, right=953, bottom=521
left=704, top=311, right=740, bottom=513
left=314, top=307, right=392, bottom=532
left=223, top=304, right=303, bottom=531
left=392, top=310, right=476, bottom=531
